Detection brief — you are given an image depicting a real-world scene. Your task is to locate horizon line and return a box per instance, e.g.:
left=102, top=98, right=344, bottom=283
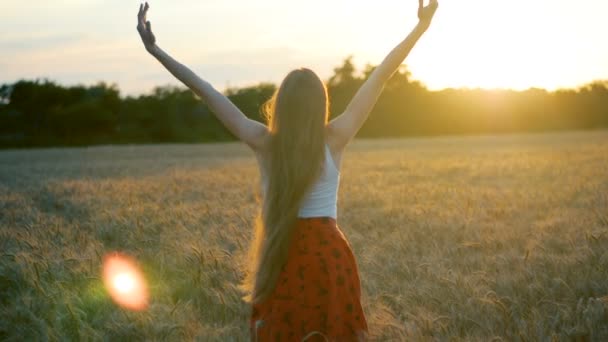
left=2, top=76, right=607, bottom=98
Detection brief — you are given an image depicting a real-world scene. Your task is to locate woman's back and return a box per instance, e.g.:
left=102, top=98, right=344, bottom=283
left=298, top=144, right=340, bottom=219
left=259, top=143, right=340, bottom=219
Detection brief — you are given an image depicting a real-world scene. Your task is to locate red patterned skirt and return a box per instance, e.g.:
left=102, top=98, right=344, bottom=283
left=250, top=217, right=368, bottom=341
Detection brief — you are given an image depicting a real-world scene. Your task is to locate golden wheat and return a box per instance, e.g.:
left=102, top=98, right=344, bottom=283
left=1, top=131, right=607, bottom=341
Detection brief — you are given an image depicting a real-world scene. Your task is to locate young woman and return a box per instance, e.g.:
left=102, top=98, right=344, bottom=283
left=137, top=1, right=438, bottom=340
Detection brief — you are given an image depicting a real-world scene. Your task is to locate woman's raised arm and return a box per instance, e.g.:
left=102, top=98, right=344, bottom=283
left=328, top=0, right=438, bottom=150
left=136, top=3, right=268, bottom=150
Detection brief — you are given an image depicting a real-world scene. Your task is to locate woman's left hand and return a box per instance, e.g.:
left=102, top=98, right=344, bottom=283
left=137, top=2, right=157, bottom=52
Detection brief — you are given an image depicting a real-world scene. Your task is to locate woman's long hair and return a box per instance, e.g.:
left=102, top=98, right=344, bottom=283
left=242, top=68, right=329, bottom=304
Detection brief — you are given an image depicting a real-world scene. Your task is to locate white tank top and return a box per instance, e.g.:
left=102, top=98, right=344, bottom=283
left=298, top=144, right=340, bottom=218
left=259, top=144, right=340, bottom=219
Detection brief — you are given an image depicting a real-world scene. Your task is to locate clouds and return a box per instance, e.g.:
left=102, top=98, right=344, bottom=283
left=1, top=0, right=607, bottom=94
left=0, top=1, right=344, bottom=94
left=0, top=33, right=86, bottom=52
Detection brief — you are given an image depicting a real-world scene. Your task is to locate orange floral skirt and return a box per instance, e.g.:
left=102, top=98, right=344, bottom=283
left=250, top=217, right=368, bottom=341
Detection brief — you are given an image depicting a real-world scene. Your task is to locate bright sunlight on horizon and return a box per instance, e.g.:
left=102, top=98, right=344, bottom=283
left=1, top=0, right=607, bottom=94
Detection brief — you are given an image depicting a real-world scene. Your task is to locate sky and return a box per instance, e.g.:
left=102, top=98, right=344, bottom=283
left=1, top=0, right=607, bottom=95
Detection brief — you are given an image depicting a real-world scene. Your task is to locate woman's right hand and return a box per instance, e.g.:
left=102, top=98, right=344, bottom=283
left=137, top=2, right=157, bottom=53
left=418, top=0, right=439, bottom=27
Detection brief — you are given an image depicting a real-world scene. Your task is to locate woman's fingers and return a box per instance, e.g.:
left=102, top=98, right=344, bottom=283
left=418, top=0, right=438, bottom=22
left=147, top=21, right=152, bottom=34
left=136, top=2, right=156, bottom=46
left=146, top=21, right=156, bottom=44
left=137, top=2, right=149, bottom=23
left=136, top=4, right=148, bottom=40
left=137, top=3, right=151, bottom=35
left=138, top=3, right=146, bottom=26
left=137, top=5, right=145, bottom=31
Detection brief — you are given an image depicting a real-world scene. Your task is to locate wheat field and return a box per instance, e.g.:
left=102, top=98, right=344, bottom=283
left=1, top=131, right=608, bottom=341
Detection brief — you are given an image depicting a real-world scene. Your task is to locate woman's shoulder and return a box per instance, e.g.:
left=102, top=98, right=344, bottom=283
left=252, top=128, right=344, bottom=170
left=251, top=134, right=272, bottom=163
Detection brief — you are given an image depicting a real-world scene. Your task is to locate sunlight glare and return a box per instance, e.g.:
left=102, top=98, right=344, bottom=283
left=405, top=0, right=608, bottom=90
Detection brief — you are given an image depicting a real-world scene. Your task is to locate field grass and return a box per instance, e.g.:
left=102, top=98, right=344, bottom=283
left=1, top=130, right=608, bottom=341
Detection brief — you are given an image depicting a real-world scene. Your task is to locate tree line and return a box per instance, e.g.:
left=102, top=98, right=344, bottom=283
left=1, top=57, right=607, bottom=148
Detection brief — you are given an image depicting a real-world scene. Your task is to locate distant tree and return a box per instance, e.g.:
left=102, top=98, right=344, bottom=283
left=225, top=83, right=276, bottom=122
left=0, top=84, right=12, bottom=104
left=1, top=60, right=608, bottom=148
left=327, top=56, right=364, bottom=120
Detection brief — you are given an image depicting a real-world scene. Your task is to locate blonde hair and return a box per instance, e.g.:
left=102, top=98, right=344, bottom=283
left=242, top=68, right=329, bottom=303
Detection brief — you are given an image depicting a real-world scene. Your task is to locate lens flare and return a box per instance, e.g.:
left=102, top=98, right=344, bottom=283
left=102, top=253, right=149, bottom=311
left=114, top=273, right=136, bottom=293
